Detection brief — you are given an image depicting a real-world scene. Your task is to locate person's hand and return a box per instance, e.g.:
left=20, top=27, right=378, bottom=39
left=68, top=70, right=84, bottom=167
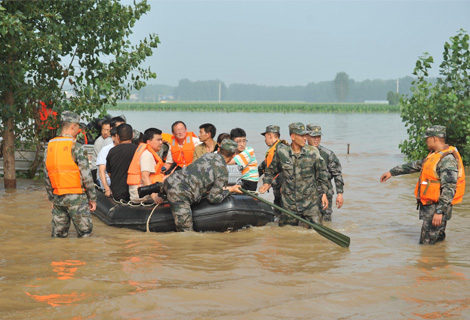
left=229, top=185, right=243, bottom=194
left=336, top=193, right=344, bottom=209
left=104, top=187, right=112, bottom=197
left=259, top=183, right=271, bottom=194
left=432, top=213, right=443, bottom=227
left=321, top=194, right=328, bottom=210
left=89, top=201, right=97, bottom=212
left=380, top=172, right=392, bottom=182
left=151, top=194, right=164, bottom=205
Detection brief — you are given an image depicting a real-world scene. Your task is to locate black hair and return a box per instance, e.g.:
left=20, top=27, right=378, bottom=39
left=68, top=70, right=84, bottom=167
left=217, top=133, right=230, bottom=145
left=143, top=127, right=163, bottom=143
left=101, top=119, right=111, bottom=128
left=230, top=128, right=246, bottom=140
left=110, top=127, right=118, bottom=137
left=110, top=116, right=126, bottom=128
left=199, top=123, right=216, bottom=139
left=117, top=123, right=133, bottom=141
left=171, top=121, right=187, bottom=133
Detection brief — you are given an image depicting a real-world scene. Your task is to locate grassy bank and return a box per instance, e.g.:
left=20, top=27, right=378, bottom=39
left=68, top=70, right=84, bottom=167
left=109, top=102, right=400, bottom=113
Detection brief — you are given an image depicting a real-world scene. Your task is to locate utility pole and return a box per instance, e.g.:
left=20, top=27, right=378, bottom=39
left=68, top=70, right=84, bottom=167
left=396, top=79, right=399, bottom=93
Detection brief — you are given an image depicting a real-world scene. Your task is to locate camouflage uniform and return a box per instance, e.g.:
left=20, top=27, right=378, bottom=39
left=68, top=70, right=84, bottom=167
left=306, top=124, right=344, bottom=221
left=263, top=124, right=329, bottom=226
left=163, top=148, right=235, bottom=232
left=316, top=145, right=344, bottom=220
left=258, top=125, right=289, bottom=217
left=388, top=125, right=458, bottom=245
left=44, top=112, right=97, bottom=238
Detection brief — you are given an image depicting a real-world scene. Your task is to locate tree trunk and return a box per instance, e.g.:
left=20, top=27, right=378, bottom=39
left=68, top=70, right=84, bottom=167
left=3, top=91, right=17, bottom=189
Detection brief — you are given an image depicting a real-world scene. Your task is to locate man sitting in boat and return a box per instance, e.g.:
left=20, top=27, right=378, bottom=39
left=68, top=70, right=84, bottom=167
left=96, top=127, right=118, bottom=197
left=162, top=121, right=201, bottom=172
left=193, top=123, right=218, bottom=161
left=106, top=124, right=138, bottom=202
left=143, top=139, right=243, bottom=232
left=128, top=128, right=165, bottom=204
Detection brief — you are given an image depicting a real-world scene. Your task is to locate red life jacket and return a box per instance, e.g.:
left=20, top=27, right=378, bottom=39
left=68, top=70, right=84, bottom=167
left=414, top=146, right=465, bottom=205
left=45, top=137, right=83, bottom=195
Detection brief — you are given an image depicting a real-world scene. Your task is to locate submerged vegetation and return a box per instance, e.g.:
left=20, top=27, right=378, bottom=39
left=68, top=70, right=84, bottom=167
left=110, top=102, right=400, bottom=113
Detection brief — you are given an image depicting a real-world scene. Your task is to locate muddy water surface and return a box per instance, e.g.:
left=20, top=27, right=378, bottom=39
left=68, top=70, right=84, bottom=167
left=1, top=112, right=469, bottom=319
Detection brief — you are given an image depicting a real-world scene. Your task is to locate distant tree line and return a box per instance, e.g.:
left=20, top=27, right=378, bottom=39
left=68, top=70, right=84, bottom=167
left=128, top=74, right=436, bottom=104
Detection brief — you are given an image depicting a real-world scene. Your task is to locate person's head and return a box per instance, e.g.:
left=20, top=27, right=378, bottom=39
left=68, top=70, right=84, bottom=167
left=423, top=125, right=446, bottom=151
left=60, top=111, right=81, bottom=137
left=230, top=127, right=247, bottom=153
left=261, top=125, right=280, bottom=147
left=217, top=133, right=230, bottom=146
left=110, top=116, right=126, bottom=129
left=218, top=139, right=238, bottom=162
left=143, top=128, right=163, bottom=152
left=306, top=124, right=322, bottom=147
left=289, top=122, right=307, bottom=148
left=100, top=120, right=111, bottom=139
left=116, top=123, right=133, bottom=143
left=199, top=123, right=216, bottom=142
left=171, top=121, right=187, bottom=140
left=110, top=127, right=118, bottom=145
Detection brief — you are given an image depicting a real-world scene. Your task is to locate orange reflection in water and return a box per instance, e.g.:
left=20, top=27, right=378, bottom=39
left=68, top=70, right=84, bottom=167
left=24, top=259, right=91, bottom=307
left=51, top=260, right=86, bottom=280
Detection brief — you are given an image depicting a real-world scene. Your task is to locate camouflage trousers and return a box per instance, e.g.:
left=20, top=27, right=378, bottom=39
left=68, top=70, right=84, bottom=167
left=278, top=202, right=322, bottom=227
left=51, top=194, right=93, bottom=238
left=320, top=194, right=334, bottom=221
left=418, top=204, right=451, bottom=245
left=165, top=188, right=194, bottom=232
left=273, top=186, right=282, bottom=218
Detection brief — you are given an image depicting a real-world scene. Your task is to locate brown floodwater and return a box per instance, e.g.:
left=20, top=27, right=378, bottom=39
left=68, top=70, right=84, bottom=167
left=1, top=112, right=469, bottom=319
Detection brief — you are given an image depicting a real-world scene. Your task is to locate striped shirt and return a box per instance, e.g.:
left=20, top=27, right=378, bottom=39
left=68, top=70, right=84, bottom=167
left=233, top=146, right=259, bottom=181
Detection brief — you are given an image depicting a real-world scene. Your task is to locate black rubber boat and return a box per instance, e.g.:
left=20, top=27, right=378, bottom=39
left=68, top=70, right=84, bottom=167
left=93, top=189, right=275, bottom=232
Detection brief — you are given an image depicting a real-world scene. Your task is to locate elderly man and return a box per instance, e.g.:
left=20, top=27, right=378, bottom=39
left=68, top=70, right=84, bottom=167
left=44, top=111, right=97, bottom=238
left=259, top=122, right=329, bottom=226
left=380, top=125, right=465, bottom=245
left=306, top=124, right=344, bottom=221
left=162, top=121, right=201, bottom=171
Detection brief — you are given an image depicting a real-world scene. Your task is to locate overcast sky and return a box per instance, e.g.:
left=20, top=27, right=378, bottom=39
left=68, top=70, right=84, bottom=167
left=128, top=0, right=470, bottom=86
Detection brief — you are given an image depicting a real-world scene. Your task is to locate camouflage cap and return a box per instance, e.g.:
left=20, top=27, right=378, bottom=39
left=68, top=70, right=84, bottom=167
left=306, top=124, right=322, bottom=137
left=423, top=125, right=446, bottom=139
left=261, top=125, right=280, bottom=136
left=61, top=111, right=80, bottom=123
left=220, top=139, right=238, bottom=153
left=288, top=122, right=307, bottom=135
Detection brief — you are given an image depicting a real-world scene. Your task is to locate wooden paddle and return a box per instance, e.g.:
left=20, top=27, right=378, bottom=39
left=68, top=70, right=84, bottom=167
left=240, top=188, right=350, bottom=248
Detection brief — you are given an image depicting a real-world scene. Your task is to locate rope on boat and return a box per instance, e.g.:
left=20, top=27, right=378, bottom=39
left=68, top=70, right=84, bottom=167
left=146, top=203, right=159, bottom=232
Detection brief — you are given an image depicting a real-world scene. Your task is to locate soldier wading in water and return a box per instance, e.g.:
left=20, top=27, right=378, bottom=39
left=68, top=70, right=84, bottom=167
left=44, top=111, right=97, bottom=238
left=380, top=125, right=465, bottom=245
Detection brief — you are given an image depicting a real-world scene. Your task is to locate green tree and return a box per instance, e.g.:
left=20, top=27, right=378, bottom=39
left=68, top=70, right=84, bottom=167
left=333, top=72, right=350, bottom=102
left=400, top=29, right=470, bottom=164
left=387, top=91, right=401, bottom=105
left=0, top=0, right=159, bottom=188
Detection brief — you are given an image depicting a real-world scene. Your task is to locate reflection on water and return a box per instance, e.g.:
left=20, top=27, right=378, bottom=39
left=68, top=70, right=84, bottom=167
left=1, top=113, right=470, bottom=319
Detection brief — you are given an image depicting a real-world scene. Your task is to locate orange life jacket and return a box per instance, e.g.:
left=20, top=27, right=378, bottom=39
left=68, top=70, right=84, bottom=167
left=127, top=143, right=164, bottom=185
left=414, top=146, right=465, bottom=205
left=170, top=132, right=197, bottom=167
left=266, top=140, right=280, bottom=167
left=45, top=136, right=83, bottom=195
